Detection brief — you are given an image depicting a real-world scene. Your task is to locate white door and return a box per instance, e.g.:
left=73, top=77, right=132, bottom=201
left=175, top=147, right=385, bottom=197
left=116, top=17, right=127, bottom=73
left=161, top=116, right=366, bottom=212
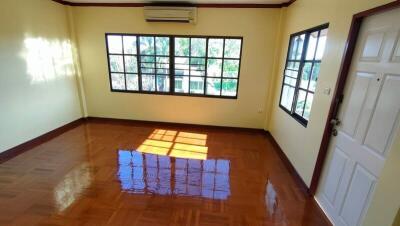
left=316, top=7, right=400, bottom=226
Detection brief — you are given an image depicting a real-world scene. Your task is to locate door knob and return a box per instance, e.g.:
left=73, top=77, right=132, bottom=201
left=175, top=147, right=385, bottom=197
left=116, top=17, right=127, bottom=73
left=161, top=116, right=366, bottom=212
left=332, top=128, right=338, bottom=136
left=330, top=118, right=341, bottom=126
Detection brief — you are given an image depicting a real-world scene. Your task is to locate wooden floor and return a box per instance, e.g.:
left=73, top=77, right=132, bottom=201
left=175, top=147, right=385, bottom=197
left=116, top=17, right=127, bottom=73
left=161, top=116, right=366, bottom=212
left=0, top=121, right=331, bottom=226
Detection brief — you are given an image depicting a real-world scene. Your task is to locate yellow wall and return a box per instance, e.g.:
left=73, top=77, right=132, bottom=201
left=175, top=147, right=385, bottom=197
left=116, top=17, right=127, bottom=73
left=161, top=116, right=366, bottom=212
left=392, top=208, right=400, bottom=226
left=71, top=7, right=282, bottom=128
left=0, top=1, right=397, bottom=225
left=363, top=131, right=400, bottom=226
left=266, top=0, right=399, bottom=225
left=0, top=0, right=82, bottom=153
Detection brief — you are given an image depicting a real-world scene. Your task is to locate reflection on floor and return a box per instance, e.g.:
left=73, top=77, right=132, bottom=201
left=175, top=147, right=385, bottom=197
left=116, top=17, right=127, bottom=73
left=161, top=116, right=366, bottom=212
left=53, top=163, right=92, bottom=212
left=0, top=121, right=331, bottom=226
left=118, top=150, right=230, bottom=200
left=137, top=129, right=209, bottom=160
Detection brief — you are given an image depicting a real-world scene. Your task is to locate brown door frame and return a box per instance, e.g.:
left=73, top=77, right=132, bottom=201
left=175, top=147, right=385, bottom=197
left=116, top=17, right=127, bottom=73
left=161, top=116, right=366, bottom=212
left=309, top=0, right=400, bottom=195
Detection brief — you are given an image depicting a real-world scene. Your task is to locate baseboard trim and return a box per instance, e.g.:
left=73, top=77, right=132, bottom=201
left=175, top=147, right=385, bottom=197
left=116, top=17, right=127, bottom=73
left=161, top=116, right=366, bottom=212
left=263, top=131, right=311, bottom=196
left=0, top=116, right=308, bottom=199
left=86, top=116, right=265, bottom=134
left=0, top=116, right=265, bottom=164
left=0, top=118, right=85, bottom=164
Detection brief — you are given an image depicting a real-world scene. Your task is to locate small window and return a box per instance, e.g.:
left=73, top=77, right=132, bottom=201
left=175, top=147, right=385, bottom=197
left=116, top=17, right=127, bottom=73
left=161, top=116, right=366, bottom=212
left=106, top=34, right=243, bottom=98
left=279, top=24, right=329, bottom=126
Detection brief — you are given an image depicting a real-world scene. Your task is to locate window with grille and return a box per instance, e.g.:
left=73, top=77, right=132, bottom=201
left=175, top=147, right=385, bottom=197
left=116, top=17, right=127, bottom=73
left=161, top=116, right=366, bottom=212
left=279, top=24, right=329, bottom=126
left=106, top=34, right=243, bottom=98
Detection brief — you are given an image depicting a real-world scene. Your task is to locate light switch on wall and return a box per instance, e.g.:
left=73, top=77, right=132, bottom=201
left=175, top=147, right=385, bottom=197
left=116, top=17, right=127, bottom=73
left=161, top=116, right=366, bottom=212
left=323, top=87, right=331, bottom=95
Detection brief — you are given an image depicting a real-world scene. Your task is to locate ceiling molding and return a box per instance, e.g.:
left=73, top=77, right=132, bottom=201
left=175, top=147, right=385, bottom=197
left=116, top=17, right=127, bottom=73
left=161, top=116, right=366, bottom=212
left=51, top=0, right=296, bottom=8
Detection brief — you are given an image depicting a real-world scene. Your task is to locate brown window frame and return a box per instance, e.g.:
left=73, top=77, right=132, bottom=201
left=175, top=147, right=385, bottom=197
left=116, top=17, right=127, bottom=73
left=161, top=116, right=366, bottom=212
left=105, top=33, right=243, bottom=99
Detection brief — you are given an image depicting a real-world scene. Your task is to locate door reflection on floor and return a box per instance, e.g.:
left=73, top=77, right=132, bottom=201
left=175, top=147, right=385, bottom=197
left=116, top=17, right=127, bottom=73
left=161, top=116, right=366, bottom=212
left=118, top=150, right=231, bottom=200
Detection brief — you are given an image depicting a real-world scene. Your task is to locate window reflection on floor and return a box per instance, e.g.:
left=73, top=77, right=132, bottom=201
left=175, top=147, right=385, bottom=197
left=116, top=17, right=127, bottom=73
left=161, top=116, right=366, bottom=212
left=265, top=180, right=278, bottom=217
left=118, top=150, right=231, bottom=200
left=53, top=163, right=92, bottom=212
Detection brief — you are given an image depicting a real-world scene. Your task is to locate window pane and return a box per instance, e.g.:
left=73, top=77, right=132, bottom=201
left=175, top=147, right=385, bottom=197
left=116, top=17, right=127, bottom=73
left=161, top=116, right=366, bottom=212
left=207, top=59, right=222, bottom=77
left=285, top=69, right=299, bottom=78
left=156, top=57, right=169, bottom=74
left=140, top=36, right=155, bottom=55
left=156, top=75, right=170, bottom=92
left=306, top=31, right=318, bottom=60
left=123, top=36, right=137, bottom=54
left=124, top=56, right=138, bottom=73
left=284, top=77, right=297, bottom=86
left=206, top=78, right=221, bottom=95
left=175, top=76, right=189, bottom=93
left=287, top=61, right=300, bottom=70
left=157, top=56, right=169, bottom=64
left=280, top=85, right=295, bottom=110
left=300, top=62, right=312, bottom=89
left=190, top=70, right=205, bottom=76
left=289, top=34, right=305, bottom=60
left=191, top=57, right=205, bottom=66
left=191, top=70, right=205, bottom=76
left=295, top=90, right=307, bottom=116
left=156, top=68, right=169, bottom=75
left=109, top=55, right=124, bottom=72
left=141, top=68, right=155, bottom=74
left=222, top=79, right=237, bottom=96
left=175, top=57, right=189, bottom=70
left=142, top=75, right=155, bottom=91
left=223, top=60, right=239, bottom=78
left=175, top=69, right=190, bottom=76
left=175, top=38, right=190, bottom=56
left=309, top=63, right=320, bottom=92
left=315, top=29, right=328, bottom=60
left=111, top=73, right=125, bottom=90
left=126, top=74, right=138, bottom=91
left=224, top=39, right=241, bottom=58
left=304, top=93, right=314, bottom=120
left=141, top=56, right=155, bottom=63
left=190, top=77, right=204, bottom=94
left=191, top=38, right=206, bottom=57
left=141, top=62, right=154, bottom=68
left=175, top=57, right=189, bottom=76
left=156, top=37, right=169, bottom=56
left=190, top=58, right=206, bottom=76
left=208, top=39, right=224, bottom=58
left=107, top=35, right=122, bottom=54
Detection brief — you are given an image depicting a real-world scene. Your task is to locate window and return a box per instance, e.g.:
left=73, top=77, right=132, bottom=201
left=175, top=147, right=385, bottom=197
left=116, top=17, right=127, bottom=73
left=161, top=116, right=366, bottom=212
left=279, top=24, right=329, bottom=126
left=106, top=34, right=243, bottom=98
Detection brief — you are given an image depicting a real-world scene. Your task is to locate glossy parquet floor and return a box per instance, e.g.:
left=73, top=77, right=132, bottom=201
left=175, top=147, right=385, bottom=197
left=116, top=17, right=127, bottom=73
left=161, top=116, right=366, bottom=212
left=0, top=121, right=331, bottom=226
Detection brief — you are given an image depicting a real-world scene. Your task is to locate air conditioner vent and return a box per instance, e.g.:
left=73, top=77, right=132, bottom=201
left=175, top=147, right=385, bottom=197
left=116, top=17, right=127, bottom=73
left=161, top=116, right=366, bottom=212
left=144, top=6, right=197, bottom=24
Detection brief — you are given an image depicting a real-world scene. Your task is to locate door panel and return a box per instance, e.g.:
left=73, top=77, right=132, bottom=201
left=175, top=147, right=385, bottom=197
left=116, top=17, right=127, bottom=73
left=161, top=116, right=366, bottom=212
left=340, top=164, right=376, bottom=226
left=364, top=74, right=400, bottom=155
left=360, top=30, right=385, bottom=61
left=341, top=72, right=377, bottom=137
left=317, top=7, right=400, bottom=226
left=341, top=71, right=381, bottom=141
left=322, top=148, right=349, bottom=204
left=392, top=32, right=400, bottom=62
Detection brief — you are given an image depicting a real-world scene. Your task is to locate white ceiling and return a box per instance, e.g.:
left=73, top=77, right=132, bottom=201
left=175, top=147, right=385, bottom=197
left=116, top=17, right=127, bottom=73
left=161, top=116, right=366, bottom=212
left=66, top=0, right=290, bottom=4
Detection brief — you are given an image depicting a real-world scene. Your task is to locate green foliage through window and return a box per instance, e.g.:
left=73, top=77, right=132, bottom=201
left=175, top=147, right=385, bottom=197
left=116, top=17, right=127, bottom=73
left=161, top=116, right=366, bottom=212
left=106, top=34, right=242, bottom=98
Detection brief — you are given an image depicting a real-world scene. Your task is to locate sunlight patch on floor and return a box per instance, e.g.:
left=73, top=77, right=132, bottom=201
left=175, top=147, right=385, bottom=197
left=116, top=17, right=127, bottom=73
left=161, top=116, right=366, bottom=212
left=137, top=129, right=209, bottom=160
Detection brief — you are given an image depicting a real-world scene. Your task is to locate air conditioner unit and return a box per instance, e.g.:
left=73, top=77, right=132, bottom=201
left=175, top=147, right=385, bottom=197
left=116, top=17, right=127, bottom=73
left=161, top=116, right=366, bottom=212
left=144, top=6, right=197, bottom=24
